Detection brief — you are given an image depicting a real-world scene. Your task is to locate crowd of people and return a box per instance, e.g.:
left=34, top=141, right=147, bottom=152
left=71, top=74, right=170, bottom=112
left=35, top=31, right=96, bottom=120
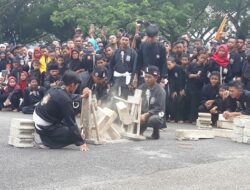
left=0, top=24, right=250, bottom=131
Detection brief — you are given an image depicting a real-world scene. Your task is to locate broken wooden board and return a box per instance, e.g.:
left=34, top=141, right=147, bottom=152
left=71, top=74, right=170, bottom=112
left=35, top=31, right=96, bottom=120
left=122, top=133, right=146, bottom=141
left=116, top=101, right=132, bottom=125
left=176, top=129, right=215, bottom=141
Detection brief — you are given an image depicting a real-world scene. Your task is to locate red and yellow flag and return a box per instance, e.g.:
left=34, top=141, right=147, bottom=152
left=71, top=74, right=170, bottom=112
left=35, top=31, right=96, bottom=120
left=214, top=15, right=228, bottom=41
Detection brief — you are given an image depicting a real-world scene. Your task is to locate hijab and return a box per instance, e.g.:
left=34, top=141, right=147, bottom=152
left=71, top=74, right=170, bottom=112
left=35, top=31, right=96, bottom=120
left=211, top=44, right=229, bottom=68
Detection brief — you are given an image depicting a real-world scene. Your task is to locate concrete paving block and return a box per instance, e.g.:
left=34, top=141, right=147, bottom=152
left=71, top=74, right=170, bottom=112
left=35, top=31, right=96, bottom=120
left=198, top=113, right=211, bottom=118
left=10, top=127, right=34, bottom=137
left=243, top=128, right=250, bottom=137
left=176, top=129, right=215, bottom=141
left=10, top=118, right=34, bottom=129
left=213, top=128, right=232, bottom=138
left=217, top=121, right=234, bottom=130
left=243, top=136, right=250, bottom=144
left=8, top=136, right=34, bottom=148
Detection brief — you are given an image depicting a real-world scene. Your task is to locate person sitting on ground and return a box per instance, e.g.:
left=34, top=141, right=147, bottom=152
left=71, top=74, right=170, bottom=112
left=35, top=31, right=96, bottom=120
left=0, top=76, right=21, bottom=111
left=209, top=85, right=237, bottom=126
left=33, top=70, right=89, bottom=151
left=223, top=81, right=250, bottom=119
left=29, top=60, right=44, bottom=86
left=139, top=66, right=166, bottom=140
left=44, top=63, right=62, bottom=90
left=21, top=77, right=46, bottom=114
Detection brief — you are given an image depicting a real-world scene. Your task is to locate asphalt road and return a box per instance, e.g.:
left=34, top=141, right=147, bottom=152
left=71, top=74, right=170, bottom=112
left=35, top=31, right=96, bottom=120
left=1, top=112, right=250, bottom=190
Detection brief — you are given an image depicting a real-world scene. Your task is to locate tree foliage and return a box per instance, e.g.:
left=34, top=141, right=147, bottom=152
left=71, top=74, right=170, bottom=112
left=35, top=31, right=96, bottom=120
left=0, top=0, right=249, bottom=44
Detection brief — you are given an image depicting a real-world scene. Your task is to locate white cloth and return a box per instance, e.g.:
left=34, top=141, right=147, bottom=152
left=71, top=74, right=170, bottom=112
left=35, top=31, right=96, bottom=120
left=33, top=110, right=52, bottom=130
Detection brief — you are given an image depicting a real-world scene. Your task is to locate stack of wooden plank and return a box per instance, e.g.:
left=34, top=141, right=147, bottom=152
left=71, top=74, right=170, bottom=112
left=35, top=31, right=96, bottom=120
left=196, top=113, right=212, bottom=128
left=8, top=118, right=35, bottom=148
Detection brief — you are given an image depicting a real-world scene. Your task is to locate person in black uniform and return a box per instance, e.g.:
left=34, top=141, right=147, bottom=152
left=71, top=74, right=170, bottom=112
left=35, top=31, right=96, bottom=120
left=109, top=33, right=137, bottom=98
left=199, top=71, right=220, bottom=125
left=33, top=70, right=89, bottom=151
left=227, top=37, right=243, bottom=80
left=21, top=77, right=46, bottom=114
left=166, top=57, right=186, bottom=123
left=87, top=64, right=110, bottom=104
left=202, top=44, right=232, bottom=84
left=135, top=24, right=167, bottom=85
left=185, top=53, right=206, bottom=123
left=139, top=66, right=166, bottom=139
left=223, top=81, right=250, bottom=119
left=209, top=85, right=237, bottom=121
left=241, top=49, right=250, bottom=90
left=44, top=63, right=62, bottom=90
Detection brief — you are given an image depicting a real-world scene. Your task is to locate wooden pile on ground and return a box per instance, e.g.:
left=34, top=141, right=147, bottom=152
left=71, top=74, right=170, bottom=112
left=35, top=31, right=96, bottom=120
left=115, top=89, right=145, bottom=141
left=79, top=92, right=121, bottom=145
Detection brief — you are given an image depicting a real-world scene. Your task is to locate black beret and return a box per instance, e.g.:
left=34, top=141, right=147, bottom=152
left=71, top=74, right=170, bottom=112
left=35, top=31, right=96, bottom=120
left=48, top=63, right=59, bottom=71
left=146, top=24, right=159, bottom=37
left=145, top=65, right=160, bottom=76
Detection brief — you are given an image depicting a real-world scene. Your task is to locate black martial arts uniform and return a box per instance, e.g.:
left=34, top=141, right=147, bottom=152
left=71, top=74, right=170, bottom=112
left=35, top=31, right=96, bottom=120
left=109, top=47, right=137, bottom=99
left=21, top=86, right=46, bottom=114
left=232, top=90, right=250, bottom=115
left=229, top=51, right=243, bottom=79
left=242, top=59, right=250, bottom=90
left=136, top=41, right=167, bottom=83
left=199, top=83, right=219, bottom=125
left=202, top=59, right=232, bottom=84
left=139, top=83, right=166, bottom=138
left=167, top=64, right=186, bottom=121
left=33, top=87, right=85, bottom=148
left=185, top=62, right=204, bottom=122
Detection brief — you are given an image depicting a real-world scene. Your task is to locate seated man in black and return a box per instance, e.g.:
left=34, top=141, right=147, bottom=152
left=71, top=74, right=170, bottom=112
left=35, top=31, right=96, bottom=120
left=223, top=81, right=250, bottom=119
left=199, top=71, right=220, bottom=125
left=33, top=70, right=89, bottom=151
left=139, top=66, right=166, bottom=139
left=21, top=77, right=46, bottom=114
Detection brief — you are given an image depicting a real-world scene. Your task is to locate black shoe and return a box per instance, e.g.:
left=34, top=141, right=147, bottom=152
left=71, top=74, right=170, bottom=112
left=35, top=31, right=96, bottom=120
left=146, top=128, right=160, bottom=140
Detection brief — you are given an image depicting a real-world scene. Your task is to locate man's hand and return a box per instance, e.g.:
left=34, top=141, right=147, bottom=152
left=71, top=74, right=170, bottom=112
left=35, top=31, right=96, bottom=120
left=223, top=90, right=230, bottom=99
left=172, top=92, right=177, bottom=98
left=205, top=100, right=214, bottom=109
left=82, top=88, right=90, bottom=98
left=210, top=106, right=218, bottom=114
left=189, top=74, right=197, bottom=79
left=4, top=99, right=11, bottom=106
left=80, top=143, right=89, bottom=152
left=180, top=89, right=185, bottom=96
left=140, top=113, right=149, bottom=124
left=223, top=111, right=231, bottom=119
